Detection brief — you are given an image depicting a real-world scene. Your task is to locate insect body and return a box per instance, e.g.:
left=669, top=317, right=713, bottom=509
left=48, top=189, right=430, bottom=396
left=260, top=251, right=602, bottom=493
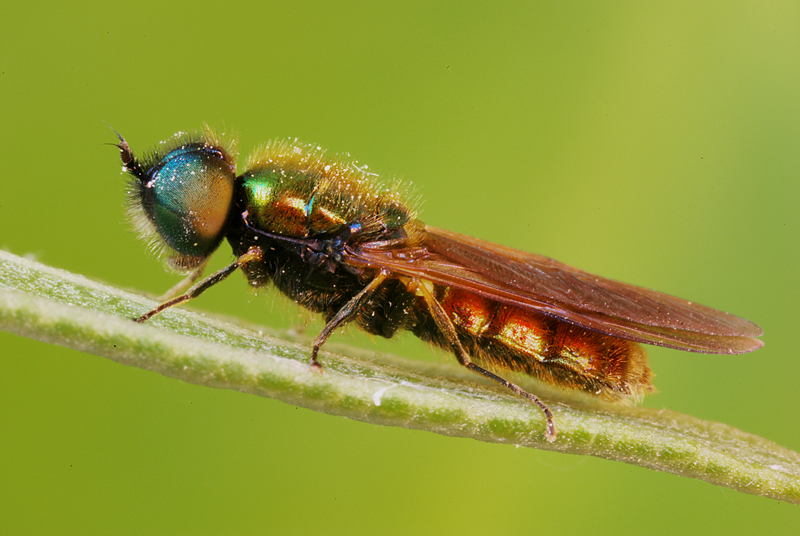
left=116, top=127, right=763, bottom=442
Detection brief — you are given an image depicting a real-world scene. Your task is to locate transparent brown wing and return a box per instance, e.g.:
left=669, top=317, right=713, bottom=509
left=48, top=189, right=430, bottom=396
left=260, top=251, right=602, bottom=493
left=345, top=225, right=763, bottom=354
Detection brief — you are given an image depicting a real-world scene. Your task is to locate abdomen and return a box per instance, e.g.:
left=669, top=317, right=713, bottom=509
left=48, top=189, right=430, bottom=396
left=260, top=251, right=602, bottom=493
left=413, top=286, right=654, bottom=400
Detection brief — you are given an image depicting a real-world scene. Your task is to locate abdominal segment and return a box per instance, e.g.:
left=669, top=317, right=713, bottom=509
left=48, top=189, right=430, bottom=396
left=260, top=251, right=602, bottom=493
left=435, top=287, right=654, bottom=400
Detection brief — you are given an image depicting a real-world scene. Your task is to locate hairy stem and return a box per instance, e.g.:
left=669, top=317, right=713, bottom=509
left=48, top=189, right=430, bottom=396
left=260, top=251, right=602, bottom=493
left=1, top=250, right=798, bottom=504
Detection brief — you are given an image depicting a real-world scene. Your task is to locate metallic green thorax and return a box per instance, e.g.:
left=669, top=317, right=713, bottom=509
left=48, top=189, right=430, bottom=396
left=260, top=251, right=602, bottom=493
left=237, top=140, right=413, bottom=240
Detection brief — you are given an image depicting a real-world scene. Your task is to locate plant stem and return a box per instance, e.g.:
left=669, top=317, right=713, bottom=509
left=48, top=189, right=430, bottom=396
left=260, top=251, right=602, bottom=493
left=1, top=250, right=798, bottom=503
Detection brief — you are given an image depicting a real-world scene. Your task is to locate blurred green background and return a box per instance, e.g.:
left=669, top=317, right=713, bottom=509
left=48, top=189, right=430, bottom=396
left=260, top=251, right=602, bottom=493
left=1, top=1, right=799, bottom=533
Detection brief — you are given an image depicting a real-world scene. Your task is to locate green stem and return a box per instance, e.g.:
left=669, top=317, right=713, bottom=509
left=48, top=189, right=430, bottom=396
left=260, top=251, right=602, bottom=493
left=1, top=250, right=798, bottom=503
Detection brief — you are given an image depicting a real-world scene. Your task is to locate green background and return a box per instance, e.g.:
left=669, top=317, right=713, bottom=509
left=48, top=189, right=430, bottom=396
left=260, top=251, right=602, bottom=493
left=2, top=1, right=798, bottom=533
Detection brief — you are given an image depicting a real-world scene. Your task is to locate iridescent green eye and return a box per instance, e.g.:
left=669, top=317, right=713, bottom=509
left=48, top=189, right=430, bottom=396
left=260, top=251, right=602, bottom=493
left=146, top=144, right=234, bottom=255
left=119, top=131, right=237, bottom=266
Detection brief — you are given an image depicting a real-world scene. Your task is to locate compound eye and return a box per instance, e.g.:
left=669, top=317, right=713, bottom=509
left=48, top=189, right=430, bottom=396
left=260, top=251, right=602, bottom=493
left=147, top=144, right=235, bottom=257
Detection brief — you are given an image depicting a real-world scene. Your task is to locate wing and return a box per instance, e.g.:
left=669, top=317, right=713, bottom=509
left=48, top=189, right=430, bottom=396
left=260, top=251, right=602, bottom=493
left=345, top=225, right=763, bottom=354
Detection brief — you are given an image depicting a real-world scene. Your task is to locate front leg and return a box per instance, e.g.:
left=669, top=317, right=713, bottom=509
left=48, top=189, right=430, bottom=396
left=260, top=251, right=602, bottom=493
left=157, top=259, right=209, bottom=302
left=135, top=247, right=263, bottom=323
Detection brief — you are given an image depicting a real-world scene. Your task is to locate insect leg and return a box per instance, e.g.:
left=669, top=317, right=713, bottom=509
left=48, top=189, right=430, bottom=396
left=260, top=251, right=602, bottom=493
left=310, top=270, right=390, bottom=370
left=157, top=259, right=209, bottom=301
left=134, top=247, right=263, bottom=323
left=411, top=279, right=557, bottom=442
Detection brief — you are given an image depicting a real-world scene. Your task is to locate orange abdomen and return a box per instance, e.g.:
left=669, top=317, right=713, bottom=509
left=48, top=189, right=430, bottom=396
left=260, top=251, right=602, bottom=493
left=437, top=287, right=654, bottom=400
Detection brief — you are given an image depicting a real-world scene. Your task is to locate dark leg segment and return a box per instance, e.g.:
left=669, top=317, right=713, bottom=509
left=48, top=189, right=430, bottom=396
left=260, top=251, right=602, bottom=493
left=135, top=247, right=263, bottom=323
left=157, top=259, right=209, bottom=302
left=411, top=279, right=557, bottom=442
left=310, top=271, right=390, bottom=369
